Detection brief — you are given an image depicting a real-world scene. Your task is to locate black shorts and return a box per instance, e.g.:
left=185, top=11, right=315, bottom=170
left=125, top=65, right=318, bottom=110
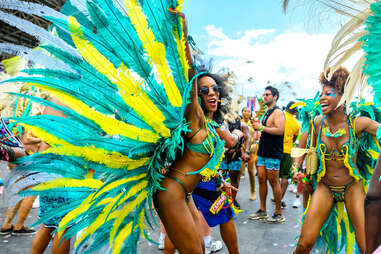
left=279, top=153, right=292, bottom=179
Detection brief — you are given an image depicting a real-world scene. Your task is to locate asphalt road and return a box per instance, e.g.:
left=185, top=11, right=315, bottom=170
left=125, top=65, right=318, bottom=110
left=0, top=165, right=312, bottom=254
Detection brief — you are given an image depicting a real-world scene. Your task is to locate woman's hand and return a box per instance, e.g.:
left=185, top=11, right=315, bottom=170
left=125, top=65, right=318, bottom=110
left=222, top=179, right=239, bottom=193
left=168, top=10, right=188, bottom=38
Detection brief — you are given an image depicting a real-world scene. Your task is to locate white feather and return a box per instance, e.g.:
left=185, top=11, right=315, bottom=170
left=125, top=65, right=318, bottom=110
left=0, top=0, right=66, bottom=20
left=0, top=10, right=80, bottom=58
left=0, top=43, right=75, bottom=73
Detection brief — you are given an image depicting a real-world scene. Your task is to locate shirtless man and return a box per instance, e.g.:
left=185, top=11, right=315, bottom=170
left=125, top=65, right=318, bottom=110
left=249, top=86, right=285, bottom=223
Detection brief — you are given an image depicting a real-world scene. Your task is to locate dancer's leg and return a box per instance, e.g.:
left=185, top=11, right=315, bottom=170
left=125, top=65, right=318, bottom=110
left=30, top=225, right=54, bottom=254
left=344, top=181, right=365, bottom=253
left=294, top=183, right=334, bottom=254
left=14, top=196, right=36, bottom=230
left=154, top=179, right=203, bottom=254
left=220, top=218, right=239, bottom=254
left=52, top=232, right=70, bottom=254
left=164, top=235, right=176, bottom=254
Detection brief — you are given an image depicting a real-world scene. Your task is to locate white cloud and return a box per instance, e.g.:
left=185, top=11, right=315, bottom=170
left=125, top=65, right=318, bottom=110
left=203, top=25, right=338, bottom=105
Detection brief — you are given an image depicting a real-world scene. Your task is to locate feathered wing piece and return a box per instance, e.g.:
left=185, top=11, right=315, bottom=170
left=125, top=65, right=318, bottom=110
left=0, top=0, right=198, bottom=253
left=282, top=0, right=380, bottom=110
left=352, top=101, right=381, bottom=182
left=362, top=1, right=381, bottom=108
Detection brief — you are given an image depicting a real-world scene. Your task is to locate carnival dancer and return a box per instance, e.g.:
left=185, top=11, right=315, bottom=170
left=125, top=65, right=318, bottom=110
left=365, top=153, right=381, bottom=253
left=240, top=107, right=260, bottom=201
left=249, top=86, right=285, bottom=223
left=0, top=1, right=244, bottom=253
left=154, top=68, right=243, bottom=253
left=293, top=67, right=381, bottom=254
left=278, top=102, right=300, bottom=208
left=219, top=115, right=251, bottom=206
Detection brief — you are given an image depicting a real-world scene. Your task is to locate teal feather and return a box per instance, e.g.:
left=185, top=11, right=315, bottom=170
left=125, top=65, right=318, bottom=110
left=44, top=16, right=122, bottom=69
left=362, top=1, right=381, bottom=107
left=139, top=0, right=188, bottom=90
left=87, top=0, right=152, bottom=79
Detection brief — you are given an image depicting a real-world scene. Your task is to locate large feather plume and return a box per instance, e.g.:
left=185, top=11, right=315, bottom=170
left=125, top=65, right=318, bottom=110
left=1, top=0, right=193, bottom=253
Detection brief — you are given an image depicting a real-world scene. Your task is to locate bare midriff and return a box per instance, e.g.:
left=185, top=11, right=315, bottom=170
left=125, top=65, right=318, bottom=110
left=321, top=160, right=355, bottom=186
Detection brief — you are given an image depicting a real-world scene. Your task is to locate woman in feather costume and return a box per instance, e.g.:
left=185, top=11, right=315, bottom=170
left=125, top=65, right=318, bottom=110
left=0, top=0, right=243, bottom=253
left=292, top=67, right=381, bottom=254
left=281, top=1, right=381, bottom=253
left=153, top=19, right=243, bottom=252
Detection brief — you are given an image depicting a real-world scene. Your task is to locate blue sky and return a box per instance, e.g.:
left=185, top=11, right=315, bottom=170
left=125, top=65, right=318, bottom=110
left=182, top=1, right=345, bottom=107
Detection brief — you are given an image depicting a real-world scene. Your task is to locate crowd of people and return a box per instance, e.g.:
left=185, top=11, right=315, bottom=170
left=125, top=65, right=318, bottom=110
left=0, top=1, right=380, bottom=254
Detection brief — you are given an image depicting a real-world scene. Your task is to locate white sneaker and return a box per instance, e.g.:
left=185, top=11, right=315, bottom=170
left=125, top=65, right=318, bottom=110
left=158, top=237, right=164, bottom=250
left=292, top=198, right=301, bottom=208
left=32, top=197, right=40, bottom=208
left=289, top=184, right=297, bottom=194
left=206, top=240, right=223, bottom=253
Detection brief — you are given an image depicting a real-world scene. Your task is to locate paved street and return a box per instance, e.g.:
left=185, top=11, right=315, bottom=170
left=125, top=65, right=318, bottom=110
left=0, top=165, right=310, bottom=254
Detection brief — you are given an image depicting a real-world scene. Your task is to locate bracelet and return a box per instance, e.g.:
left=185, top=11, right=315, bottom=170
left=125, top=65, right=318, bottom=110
left=258, top=125, right=264, bottom=131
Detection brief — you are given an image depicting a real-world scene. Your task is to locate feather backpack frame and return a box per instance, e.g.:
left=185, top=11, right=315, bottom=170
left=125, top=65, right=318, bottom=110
left=0, top=0, right=200, bottom=253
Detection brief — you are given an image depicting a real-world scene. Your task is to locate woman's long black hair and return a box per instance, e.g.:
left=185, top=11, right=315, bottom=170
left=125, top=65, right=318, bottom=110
left=197, top=71, right=232, bottom=125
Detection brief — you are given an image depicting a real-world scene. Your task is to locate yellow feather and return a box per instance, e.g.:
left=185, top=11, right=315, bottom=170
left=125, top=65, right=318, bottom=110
left=368, top=149, right=379, bottom=160
left=58, top=193, right=96, bottom=237
left=68, top=17, right=171, bottom=138
left=109, top=189, right=148, bottom=246
left=75, top=181, right=148, bottom=248
left=94, top=173, right=147, bottom=200
left=290, top=102, right=306, bottom=109
left=20, top=82, right=160, bottom=143
left=174, top=24, right=189, bottom=81
left=176, top=0, right=184, bottom=12
left=42, top=145, right=150, bottom=170
left=74, top=192, right=124, bottom=246
left=32, top=178, right=103, bottom=191
left=138, top=208, right=146, bottom=237
left=112, top=222, right=133, bottom=254
left=20, top=124, right=70, bottom=147
left=343, top=214, right=355, bottom=254
left=123, top=0, right=183, bottom=107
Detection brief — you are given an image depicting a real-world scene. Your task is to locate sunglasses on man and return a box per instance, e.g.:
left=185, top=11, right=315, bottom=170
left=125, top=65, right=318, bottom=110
left=199, top=85, right=220, bottom=96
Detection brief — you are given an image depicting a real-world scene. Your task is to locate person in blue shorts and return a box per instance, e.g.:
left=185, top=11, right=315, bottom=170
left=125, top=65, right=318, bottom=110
left=249, top=86, right=285, bottom=223
left=193, top=172, right=239, bottom=254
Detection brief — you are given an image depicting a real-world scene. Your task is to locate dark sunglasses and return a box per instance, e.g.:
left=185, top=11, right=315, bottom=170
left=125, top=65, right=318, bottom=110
left=199, top=85, right=220, bottom=96
left=263, top=93, right=272, bottom=97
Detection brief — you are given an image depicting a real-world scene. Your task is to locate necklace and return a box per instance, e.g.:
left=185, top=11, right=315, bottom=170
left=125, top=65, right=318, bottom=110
left=322, top=126, right=346, bottom=138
